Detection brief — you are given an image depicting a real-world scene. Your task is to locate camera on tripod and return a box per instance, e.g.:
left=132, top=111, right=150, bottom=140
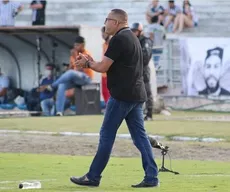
left=148, top=136, right=179, bottom=175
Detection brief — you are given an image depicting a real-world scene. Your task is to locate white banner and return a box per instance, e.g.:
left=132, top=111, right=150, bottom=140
left=180, top=38, right=230, bottom=97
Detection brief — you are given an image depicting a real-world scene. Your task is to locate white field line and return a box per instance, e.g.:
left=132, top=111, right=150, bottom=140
left=0, top=130, right=163, bottom=140
left=0, top=179, right=56, bottom=184
left=0, top=187, right=14, bottom=190
left=1, top=112, right=230, bottom=122
left=154, top=115, right=230, bottom=122
left=0, top=130, right=225, bottom=142
left=183, top=174, right=230, bottom=177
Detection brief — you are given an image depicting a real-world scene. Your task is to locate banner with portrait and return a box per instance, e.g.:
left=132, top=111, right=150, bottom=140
left=180, top=38, right=230, bottom=97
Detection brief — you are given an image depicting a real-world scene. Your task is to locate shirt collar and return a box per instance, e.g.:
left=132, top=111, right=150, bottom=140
left=115, top=27, right=130, bottom=36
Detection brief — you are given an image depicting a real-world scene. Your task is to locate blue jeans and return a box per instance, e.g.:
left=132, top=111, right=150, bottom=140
left=52, top=70, right=91, bottom=113
left=40, top=98, right=55, bottom=116
left=86, top=97, right=158, bottom=183
left=152, top=48, right=163, bottom=68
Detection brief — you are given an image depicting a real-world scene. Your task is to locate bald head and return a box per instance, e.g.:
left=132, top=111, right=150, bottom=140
left=105, top=9, right=129, bottom=35
left=111, top=9, right=128, bottom=23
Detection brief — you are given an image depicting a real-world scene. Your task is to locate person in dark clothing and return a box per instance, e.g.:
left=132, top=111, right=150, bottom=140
left=30, top=0, right=46, bottom=25
left=71, top=9, right=159, bottom=188
left=131, top=22, right=154, bottom=121
left=37, top=63, right=56, bottom=116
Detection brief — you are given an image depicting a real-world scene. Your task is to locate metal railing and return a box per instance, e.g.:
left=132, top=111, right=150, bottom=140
left=156, top=38, right=181, bottom=91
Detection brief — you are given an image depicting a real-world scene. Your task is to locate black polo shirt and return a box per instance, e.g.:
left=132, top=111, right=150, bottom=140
left=104, top=27, right=147, bottom=102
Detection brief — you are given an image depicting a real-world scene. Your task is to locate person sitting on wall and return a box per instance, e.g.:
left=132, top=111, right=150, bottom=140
left=164, top=0, right=181, bottom=32
left=172, top=0, right=198, bottom=33
left=39, top=36, right=94, bottom=116
left=146, top=0, right=165, bottom=25
left=0, top=66, right=9, bottom=104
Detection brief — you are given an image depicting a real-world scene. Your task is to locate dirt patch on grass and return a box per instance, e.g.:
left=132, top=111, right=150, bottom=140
left=0, top=134, right=230, bottom=162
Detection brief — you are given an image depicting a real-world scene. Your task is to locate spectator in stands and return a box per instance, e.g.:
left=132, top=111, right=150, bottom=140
left=0, top=66, right=9, bottom=104
left=146, top=15, right=166, bottom=69
left=39, top=36, right=93, bottom=116
left=146, top=0, right=165, bottom=25
left=164, top=0, right=181, bottom=32
left=101, top=26, right=111, bottom=105
left=0, top=0, right=23, bottom=26
left=30, top=0, right=46, bottom=26
left=173, top=0, right=198, bottom=33
left=37, top=63, right=56, bottom=116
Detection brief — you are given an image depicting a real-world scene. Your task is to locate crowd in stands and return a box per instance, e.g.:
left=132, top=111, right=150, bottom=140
left=0, top=0, right=198, bottom=32
left=144, top=0, right=198, bottom=69
left=146, top=0, right=198, bottom=33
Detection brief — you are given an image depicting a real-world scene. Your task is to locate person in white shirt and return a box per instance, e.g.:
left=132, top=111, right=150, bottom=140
left=146, top=15, right=166, bottom=69
left=0, top=0, right=23, bottom=26
left=0, top=67, right=9, bottom=103
left=146, top=0, right=165, bottom=25
left=164, top=0, right=181, bottom=32
left=173, top=0, right=198, bottom=33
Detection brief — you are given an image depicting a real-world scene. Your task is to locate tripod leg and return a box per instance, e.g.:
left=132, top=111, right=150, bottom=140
left=158, top=151, right=179, bottom=175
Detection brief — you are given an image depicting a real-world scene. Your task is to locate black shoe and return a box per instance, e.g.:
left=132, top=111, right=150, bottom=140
left=70, top=175, right=100, bottom=187
left=131, top=180, right=159, bottom=188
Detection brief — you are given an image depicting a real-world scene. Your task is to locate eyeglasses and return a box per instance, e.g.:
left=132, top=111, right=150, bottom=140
left=104, top=18, right=127, bottom=25
left=104, top=18, right=118, bottom=24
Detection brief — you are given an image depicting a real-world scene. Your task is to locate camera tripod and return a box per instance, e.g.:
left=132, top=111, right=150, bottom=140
left=158, top=147, right=179, bottom=175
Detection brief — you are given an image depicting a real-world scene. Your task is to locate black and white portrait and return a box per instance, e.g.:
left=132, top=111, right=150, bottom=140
left=180, top=38, right=230, bottom=97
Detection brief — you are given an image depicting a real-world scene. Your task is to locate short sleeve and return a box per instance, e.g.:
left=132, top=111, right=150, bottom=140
left=104, top=36, right=122, bottom=62
left=1, top=76, right=9, bottom=88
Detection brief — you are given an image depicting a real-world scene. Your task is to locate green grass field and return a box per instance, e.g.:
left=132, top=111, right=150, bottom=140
left=0, top=153, right=230, bottom=192
left=1, top=111, right=230, bottom=191
left=1, top=111, right=230, bottom=140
